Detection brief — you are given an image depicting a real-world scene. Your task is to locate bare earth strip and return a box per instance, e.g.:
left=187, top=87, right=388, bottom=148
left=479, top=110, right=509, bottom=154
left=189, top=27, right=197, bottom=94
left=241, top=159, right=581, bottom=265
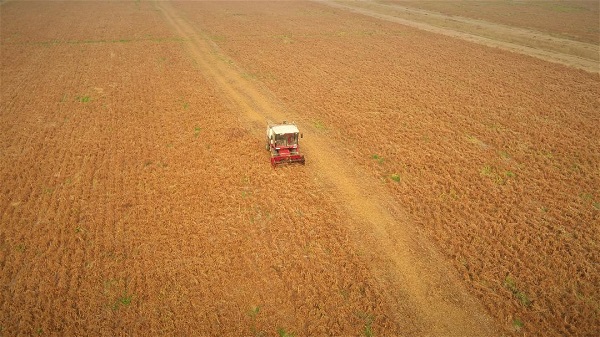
left=364, top=0, right=598, bottom=61
left=320, top=0, right=599, bottom=73
left=157, top=1, right=498, bottom=336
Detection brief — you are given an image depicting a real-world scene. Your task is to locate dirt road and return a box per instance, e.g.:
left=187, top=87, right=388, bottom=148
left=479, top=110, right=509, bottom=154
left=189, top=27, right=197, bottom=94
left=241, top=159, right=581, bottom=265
left=156, top=1, right=498, bottom=335
left=319, top=0, right=599, bottom=73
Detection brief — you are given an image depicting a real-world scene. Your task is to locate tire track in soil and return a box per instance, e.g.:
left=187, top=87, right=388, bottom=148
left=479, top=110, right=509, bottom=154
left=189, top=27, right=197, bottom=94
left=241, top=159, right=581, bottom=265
left=156, top=1, right=498, bottom=335
left=317, top=0, right=599, bottom=74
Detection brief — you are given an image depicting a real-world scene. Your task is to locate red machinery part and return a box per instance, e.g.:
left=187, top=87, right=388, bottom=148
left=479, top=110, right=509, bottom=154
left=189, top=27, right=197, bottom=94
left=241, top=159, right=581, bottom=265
left=271, top=153, right=305, bottom=167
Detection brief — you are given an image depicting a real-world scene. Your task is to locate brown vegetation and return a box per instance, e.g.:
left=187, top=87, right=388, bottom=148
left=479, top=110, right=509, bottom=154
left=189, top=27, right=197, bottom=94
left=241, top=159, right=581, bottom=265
left=1, top=2, right=407, bottom=335
left=2, top=1, right=598, bottom=336
left=175, top=1, right=600, bottom=335
left=393, top=0, right=600, bottom=44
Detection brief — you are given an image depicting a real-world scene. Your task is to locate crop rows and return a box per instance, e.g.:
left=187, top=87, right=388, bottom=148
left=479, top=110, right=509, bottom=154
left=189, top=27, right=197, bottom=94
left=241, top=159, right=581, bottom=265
left=174, top=1, right=600, bottom=335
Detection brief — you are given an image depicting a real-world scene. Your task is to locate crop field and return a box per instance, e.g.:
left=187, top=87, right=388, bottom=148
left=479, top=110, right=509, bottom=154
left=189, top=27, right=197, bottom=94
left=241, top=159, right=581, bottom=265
left=1, top=1, right=598, bottom=336
left=391, top=0, right=600, bottom=44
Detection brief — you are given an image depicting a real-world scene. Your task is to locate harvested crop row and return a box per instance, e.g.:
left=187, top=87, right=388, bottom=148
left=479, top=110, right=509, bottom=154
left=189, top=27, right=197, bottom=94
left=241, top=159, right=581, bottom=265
left=1, top=1, right=415, bottom=336
left=173, top=1, right=600, bottom=335
left=391, top=0, right=600, bottom=44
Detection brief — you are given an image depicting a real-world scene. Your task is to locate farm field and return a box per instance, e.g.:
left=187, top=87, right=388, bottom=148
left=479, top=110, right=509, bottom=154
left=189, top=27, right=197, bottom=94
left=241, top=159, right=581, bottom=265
left=389, top=0, right=600, bottom=44
left=322, top=0, right=599, bottom=72
left=1, top=1, right=599, bottom=336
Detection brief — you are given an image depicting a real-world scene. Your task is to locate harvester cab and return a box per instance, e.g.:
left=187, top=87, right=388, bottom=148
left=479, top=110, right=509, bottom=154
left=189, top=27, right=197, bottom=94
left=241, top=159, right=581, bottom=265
left=266, top=121, right=305, bottom=167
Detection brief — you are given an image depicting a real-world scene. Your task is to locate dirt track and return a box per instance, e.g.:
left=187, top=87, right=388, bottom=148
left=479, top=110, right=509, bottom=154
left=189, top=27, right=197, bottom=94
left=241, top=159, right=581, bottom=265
left=320, top=0, right=599, bottom=73
left=169, top=1, right=599, bottom=335
left=2, top=1, right=599, bottom=336
left=157, top=1, right=497, bottom=335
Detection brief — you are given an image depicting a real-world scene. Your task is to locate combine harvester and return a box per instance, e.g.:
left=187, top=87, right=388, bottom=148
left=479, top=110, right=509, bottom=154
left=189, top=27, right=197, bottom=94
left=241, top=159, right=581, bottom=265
left=266, top=121, right=305, bottom=167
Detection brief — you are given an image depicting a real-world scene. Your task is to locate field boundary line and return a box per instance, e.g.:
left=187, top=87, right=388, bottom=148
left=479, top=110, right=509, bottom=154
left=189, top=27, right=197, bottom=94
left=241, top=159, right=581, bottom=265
left=316, top=0, right=599, bottom=73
